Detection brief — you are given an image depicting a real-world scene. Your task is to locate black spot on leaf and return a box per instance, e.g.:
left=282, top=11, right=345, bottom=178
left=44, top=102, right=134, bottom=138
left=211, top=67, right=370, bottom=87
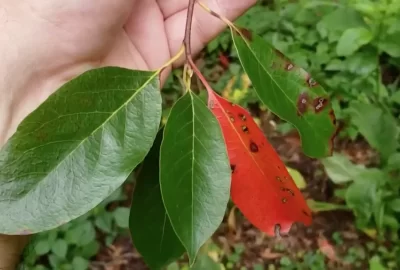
left=249, top=141, right=259, bottom=153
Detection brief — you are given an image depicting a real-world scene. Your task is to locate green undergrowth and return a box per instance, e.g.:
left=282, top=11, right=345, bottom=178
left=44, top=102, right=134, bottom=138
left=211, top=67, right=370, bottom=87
left=19, top=0, right=400, bottom=269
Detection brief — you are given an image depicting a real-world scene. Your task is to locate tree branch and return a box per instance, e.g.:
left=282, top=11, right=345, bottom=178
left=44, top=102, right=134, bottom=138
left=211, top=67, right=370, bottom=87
left=183, top=0, right=196, bottom=61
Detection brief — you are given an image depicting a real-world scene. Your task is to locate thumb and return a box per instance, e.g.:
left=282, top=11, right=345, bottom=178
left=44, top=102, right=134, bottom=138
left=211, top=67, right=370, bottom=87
left=0, top=234, right=30, bottom=270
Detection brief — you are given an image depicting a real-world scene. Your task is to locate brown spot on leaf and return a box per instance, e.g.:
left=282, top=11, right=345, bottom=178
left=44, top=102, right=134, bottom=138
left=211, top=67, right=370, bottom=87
left=238, top=113, right=246, bottom=121
left=282, top=198, right=288, bottom=203
left=249, top=141, right=259, bottom=153
left=229, top=116, right=235, bottom=122
left=281, top=187, right=295, bottom=196
left=302, top=210, right=310, bottom=217
left=230, top=164, right=236, bottom=173
left=297, top=92, right=310, bottom=116
left=286, top=63, right=294, bottom=71
left=239, top=27, right=253, bottom=41
left=313, top=97, right=328, bottom=113
left=307, top=77, right=318, bottom=87
left=276, top=176, right=282, bottom=182
left=241, top=125, right=249, bottom=133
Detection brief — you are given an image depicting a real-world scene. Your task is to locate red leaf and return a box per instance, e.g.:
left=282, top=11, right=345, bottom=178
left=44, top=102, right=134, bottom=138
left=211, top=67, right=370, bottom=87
left=219, top=52, right=230, bottom=69
left=207, top=90, right=312, bottom=236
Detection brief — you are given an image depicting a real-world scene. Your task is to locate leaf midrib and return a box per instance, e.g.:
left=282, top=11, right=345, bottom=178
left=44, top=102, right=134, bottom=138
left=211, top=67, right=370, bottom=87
left=17, top=71, right=158, bottom=196
left=189, top=92, right=195, bottom=255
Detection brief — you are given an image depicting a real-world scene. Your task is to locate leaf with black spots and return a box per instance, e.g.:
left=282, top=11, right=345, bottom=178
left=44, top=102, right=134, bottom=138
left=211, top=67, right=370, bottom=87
left=207, top=90, right=312, bottom=236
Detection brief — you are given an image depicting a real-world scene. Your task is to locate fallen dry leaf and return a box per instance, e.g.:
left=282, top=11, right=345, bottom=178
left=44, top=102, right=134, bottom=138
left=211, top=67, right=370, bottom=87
left=260, top=248, right=284, bottom=259
left=317, top=234, right=339, bottom=262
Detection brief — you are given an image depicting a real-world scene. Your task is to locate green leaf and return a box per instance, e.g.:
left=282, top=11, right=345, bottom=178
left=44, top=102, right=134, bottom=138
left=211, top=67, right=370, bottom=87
left=306, top=199, right=349, bottom=213
left=48, top=254, right=61, bottom=268
left=65, top=222, right=96, bottom=246
left=383, top=215, right=399, bottom=230
left=0, top=67, right=162, bottom=234
left=316, top=8, right=366, bottom=42
left=390, top=91, right=400, bottom=104
left=345, top=169, right=384, bottom=226
left=286, top=167, right=306, bottom=189
left=95, top=212, right=113, bottom=233
left=72, top=256, right=89, bottom=270
left=379, top=34, right=400, bottom=57
left=231, top=30, right=336, bottom=158
left=130, top=128, right=184, bottom=270
left=166, top=262, right=180, bottom=270
left=321, top=153, right=365, bottom=184
left=79, top=241, right=100, bottom=259
left=336, top=28, right=373, bottom=56
left=113, top=207, right=130, bottom=229
left=35, top=240, right=51, bottom=256
left=51, top=239, right=68, bottom=259
left=345, top=51, right=377, bottom=76
left=388, top=198, right=400, bottom=212
left=347, top=102, right=399, bottom=160
left=369, top=255, right=387, bottom=270
left=191, top=254, right=222, bottom=270
left=160, top=91, right=231, bottom=264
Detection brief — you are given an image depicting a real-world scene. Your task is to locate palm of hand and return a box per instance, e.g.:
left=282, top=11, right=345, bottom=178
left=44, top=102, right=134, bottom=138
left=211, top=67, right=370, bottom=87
left=1, top=0, right=255, bottom=142
left=25, top=0, right=254, bottom=72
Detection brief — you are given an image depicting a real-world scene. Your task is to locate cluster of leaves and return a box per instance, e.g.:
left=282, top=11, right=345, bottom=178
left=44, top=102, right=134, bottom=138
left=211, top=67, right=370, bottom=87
left=208, top=0, right=400, bottom=135
left=0, top=2, right=340, bottom=270
left=19, top=187, right=130, bottom=270
left=6, top=0, right=399, bottom=270
left=204, top=1, right=400, bottom=268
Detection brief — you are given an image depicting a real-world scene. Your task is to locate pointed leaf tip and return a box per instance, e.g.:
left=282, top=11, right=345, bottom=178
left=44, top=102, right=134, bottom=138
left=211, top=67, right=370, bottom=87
left=160, top=91, right=231, bottom=263
left=130, top=128, right=184, bottom=269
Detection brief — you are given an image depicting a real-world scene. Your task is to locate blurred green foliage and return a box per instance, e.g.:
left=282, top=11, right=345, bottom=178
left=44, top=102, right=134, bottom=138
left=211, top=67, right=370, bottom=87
left=20, top=0, right=400, bottom=269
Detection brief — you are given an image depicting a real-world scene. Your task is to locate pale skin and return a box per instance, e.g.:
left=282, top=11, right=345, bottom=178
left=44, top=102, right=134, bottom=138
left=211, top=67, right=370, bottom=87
left=0, top=0, right=256, bottom=268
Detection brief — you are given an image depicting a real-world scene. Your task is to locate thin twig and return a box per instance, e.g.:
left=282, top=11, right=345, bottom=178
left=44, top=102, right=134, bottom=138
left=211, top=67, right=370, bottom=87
left=182, top=0, right=215, bottom=92
left=183, top=0, right=196, bottom=60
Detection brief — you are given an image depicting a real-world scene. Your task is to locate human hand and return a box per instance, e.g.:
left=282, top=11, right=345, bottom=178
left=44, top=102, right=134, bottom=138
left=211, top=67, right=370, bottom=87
left=0, top=0, right=256, bottom=268
left=0, top=0, right=256, bottom=145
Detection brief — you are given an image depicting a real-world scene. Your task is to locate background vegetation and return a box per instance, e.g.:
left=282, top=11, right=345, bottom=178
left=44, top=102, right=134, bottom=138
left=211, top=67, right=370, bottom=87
left=19, top=0, right=400, bottom=269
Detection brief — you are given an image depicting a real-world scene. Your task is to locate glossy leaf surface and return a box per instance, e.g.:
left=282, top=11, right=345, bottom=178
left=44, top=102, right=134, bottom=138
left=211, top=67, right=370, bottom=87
left=130, top=128, right=184, bottom=270
left=207, top=90, right=312, bottom=236
left=160, top=91, right=231, bottom=264
left=231, top=29, right=337, bottom=158
left=0, top=67, right=161, bottom=234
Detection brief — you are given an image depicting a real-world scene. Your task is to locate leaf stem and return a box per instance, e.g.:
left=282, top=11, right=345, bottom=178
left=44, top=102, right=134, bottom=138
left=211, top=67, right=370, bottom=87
left=183, top=1, right=223, bottom=94
left=183, top=0, right=196, bottom=60
left=157, top=45, right=185, bottom=75
left=196, top=1, right=240, bottom=33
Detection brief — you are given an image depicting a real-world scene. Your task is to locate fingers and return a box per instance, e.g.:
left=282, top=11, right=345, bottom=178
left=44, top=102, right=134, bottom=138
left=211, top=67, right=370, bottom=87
left=123, top=0, right=170, bottom=70
left=164, top=0, right=257, bottom=67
